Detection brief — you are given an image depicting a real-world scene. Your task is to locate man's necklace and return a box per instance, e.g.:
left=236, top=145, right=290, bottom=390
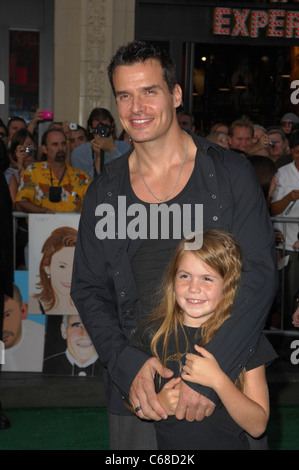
left=134, top=131, right=189, bottom=202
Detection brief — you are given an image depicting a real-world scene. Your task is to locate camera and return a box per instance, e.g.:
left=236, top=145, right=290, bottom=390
left=90, top=123, right=111, bottom=138
left=49, top=186, right=62, bottom=203
left=69, top=122, right=77, bottom=131
left=25, top=146, right=37, bottom=157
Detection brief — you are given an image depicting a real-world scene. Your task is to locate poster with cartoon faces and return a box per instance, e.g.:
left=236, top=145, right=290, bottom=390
left=28, top=213, right=80, bottom=315
left=2, top=270, right=45, bottom=372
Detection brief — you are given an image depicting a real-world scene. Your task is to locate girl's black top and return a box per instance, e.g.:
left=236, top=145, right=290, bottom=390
left=131, top=323, right=277, bottom=450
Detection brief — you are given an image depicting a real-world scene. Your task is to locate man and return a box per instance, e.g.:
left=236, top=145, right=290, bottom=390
left=2, top=284, right=45, bottom=372
left=177, top=110, right=195, bottom=132
left=15, top=128, right=90, bottom=214
left=267, top=128, right=292, bottom=169
left=280, top=112, right=299, bottom=136
left=228, top=118, right=253, bottom=155
left=7, top=116, right=26, bottom=147
left=71, top=107, right=131, bottom=180
left=71, top=41, right=277, bottom=449
left=69, top=125, right=88, bottom=152
left=43, top=315, right=101, bottom=376
left=270, top=131, right=299, bottom=326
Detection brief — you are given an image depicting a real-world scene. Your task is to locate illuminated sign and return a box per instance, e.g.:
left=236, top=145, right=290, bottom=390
left=213, top=8, right=299, bottom=38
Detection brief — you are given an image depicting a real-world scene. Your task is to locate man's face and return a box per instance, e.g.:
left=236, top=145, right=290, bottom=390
left=8, top=120, right=26, bottom=141
left=178, top=113, right=192, bottom=131
left=43, top=131, right=67, bottom=164
left=281, top=120, right=294, bottom=135
left=69, top=129, right=87, bottom=151
left=61, top=315, right=95, bottom=364
left=112, top=59, right=182, bottom=144
left=291, top=144, right=299, bottom=169
left=3, top=296, right=27, bottom=349
left=228, top=126, right=252, bottom=153
left=268, top=133, right=285, bottom=159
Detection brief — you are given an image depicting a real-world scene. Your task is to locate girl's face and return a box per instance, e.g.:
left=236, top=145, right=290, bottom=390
left=45, top=247, right=75, bottom=297
left=174, top=251, right=224, bottom=328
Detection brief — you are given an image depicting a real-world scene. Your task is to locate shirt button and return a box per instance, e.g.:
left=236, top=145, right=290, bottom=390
left=114, top=271, right=119, bottom=276
left=213, top=216, right=218, bottom=221
left=107, top=191, right=112, bottom=197
left=212, top=194, right=216, bottom=199
left=209, top=173, right=214, bottom=178
left=120, top=291, right=126, bottom=297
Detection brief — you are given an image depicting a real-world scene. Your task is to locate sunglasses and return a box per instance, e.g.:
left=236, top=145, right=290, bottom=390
left=281, top=121, right=294, bottom=127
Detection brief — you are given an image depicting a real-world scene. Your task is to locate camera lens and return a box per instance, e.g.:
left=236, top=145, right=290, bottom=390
left=96, top=123, right=111, bottom=138
left=25, top=146, right=37, bottom=156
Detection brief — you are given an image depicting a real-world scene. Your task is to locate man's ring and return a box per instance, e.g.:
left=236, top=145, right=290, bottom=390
left=135, top=406, right=142, bottom=413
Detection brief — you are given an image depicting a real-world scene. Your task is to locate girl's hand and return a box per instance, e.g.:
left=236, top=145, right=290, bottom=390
left=181, top=345, right=224, bottom=388
left=157, top=377, right=181, bottom=415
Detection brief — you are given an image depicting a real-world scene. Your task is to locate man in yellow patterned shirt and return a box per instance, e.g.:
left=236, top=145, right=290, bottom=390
left=15, top=128, right=91, bottom=214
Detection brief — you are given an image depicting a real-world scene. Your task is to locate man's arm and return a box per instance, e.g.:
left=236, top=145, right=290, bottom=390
left=197, top=157, right=278, bottom=395
left=175, top=156, right=277, bottom=421
left=14, top=199, right=54, bottom=213
left=70, top=184, right=151, bottom=398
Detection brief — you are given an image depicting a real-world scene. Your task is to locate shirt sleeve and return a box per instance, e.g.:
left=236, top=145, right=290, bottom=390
left=245, top=333, right=278, bottom=371
left=71, top=143, right=94, bottom=180
left=15, top=167, right=37, bottom=203
left=70, top=182, right=150, bottom=398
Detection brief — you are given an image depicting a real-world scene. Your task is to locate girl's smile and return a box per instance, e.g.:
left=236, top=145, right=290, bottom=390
left=174, top=251, right=224, bottom=328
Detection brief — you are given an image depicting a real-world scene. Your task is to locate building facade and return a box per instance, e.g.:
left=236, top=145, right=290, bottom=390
left=0, top=0, right=298, bottom=137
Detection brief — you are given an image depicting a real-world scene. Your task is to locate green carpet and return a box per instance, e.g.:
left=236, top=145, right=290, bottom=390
left=0, top=406, right=109, bottom=450
left=0, top=405, right=298, bottom=450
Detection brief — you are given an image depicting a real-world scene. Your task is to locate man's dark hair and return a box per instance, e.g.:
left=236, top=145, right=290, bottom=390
left=107, top=40, right=178, bottom=95
left=7, top=115, right=26, bottom=130
left=41, top=127, right=66, bottom=147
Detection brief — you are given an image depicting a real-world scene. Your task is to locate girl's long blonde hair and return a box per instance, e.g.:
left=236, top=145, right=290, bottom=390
left=147, top=230, right=242, bottom=376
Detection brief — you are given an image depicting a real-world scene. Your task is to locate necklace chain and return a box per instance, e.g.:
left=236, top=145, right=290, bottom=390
left=134, top=132, right=189, bottom=202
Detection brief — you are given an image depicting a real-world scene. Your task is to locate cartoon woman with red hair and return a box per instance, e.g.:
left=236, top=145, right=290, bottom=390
left=31, top=226, right=79, bottom=315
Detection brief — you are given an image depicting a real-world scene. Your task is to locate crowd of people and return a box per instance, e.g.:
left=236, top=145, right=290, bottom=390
left=178, top=109, right=299, bottom=329
left=0, top=39, right=298, bottom=448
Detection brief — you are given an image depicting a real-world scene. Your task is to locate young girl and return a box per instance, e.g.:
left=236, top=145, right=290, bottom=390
left=131, top=230, right=277, bottom=450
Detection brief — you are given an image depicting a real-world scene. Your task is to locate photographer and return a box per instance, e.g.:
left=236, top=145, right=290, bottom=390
left=71, top=108, right=131, bottom=180
left=15, top=128, right=91, bottom=215
left=267, top=128, right=292, bottom=169
left=8, top=128, right=38, bottom=204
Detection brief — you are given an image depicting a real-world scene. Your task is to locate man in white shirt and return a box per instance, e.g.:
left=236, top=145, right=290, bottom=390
left=271, top=131, right=299, bottom=326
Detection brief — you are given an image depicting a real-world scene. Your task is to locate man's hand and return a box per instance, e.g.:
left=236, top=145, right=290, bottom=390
left=175, top=380, right=216, bottom=422
left=129, top=357, right=173, bottom=421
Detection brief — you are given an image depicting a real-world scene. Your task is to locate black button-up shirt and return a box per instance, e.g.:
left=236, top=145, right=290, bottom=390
left=71, top=134, right=278, bottom=414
